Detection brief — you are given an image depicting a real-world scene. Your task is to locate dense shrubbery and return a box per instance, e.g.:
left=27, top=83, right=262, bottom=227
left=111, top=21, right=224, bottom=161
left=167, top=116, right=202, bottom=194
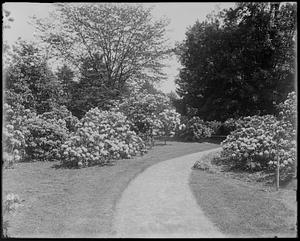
left=3, top=89, right=183, bottom=167
left=277, top=91, right=296, bottom=128
left=220, top=92, right=296, bottom=182
left=60, top=108, right=147, bottom=167
left=25, top=115, right=69, bottom=162
left=3, top=104, right=34, bottom=167
left=177, top=116, right=214, bottom=141
left=39, top=105, right=79, bottom=132
left=118, top=91, right=181, bottom=143
left=3, top=103, right=78, bottom=165
left=219, top=118, right=240, bottom=135
left=205, top=120, right=222, bottom=135
left=154, top=109, right=181, bottom=138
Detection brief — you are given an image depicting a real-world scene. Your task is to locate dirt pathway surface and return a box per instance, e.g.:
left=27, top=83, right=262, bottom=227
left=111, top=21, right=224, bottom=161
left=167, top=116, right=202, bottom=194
left=113, top=147, right=225, bottom=238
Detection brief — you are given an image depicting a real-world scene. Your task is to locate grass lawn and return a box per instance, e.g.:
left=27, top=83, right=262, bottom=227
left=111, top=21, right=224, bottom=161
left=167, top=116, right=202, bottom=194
left=2, top=141, right=219, bottom=238
left=189, top=151, right=297, bottom=238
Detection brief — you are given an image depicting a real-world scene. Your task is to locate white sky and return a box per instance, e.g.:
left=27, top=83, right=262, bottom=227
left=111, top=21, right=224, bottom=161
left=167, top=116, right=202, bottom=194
left=3, top=2, right=235, bottom=93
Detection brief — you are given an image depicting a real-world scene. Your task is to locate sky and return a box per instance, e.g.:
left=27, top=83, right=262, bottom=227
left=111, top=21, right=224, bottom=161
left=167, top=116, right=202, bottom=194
left=3, top=2, right=235, bottom=93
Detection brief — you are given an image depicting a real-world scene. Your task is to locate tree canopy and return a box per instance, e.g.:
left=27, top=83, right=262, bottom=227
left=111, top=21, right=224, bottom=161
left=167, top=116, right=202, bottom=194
left=175, top=2, right=297, bottom=121
left=33, top=3, right=171, bottom=96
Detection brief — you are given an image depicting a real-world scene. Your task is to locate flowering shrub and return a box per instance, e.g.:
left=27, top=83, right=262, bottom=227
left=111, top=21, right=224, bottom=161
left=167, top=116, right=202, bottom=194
left=39, top=105, right=79, bottom=132
left=277, top=91, right=296, bottom=128
left=177, top=116, right=214, bottom=141
left=117, top=91, right=174, bottom=144
left=3, top=104, right=34, bottom=167
left=2, top=193, right=23, bottom=237
left=60, top=108, right=147, bottom=167
left=154, top=109, right=181, bottom=138
left=206, top=120, right=222, bottom=135
left=219, top=118, right=241, bottom=135
left=220, top=112, right=296, bottom=181
left=25, top=115, right=69, bottom=162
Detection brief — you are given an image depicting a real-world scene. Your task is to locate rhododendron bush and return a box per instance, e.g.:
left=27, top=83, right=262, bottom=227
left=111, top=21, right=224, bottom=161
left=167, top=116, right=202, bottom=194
left=177, top=116, right=214, bottom=141
left=25, top=115, right=69, bottom=162
left=220, top=118, right=241, bottom=135
left=60, top=108, right=147, bottom=167
left=117, top=91, right=181, bottom=143
left=220, top=92, right=296, bottom=182
left=277, top=91, right=296, bottom=128
left=3, top=103, right=76, bottom=165
left=155, top=109, right=181, bottom=138
left=3, top=104, right=34, bottom=167
left=206, top=120, right=222, bottom=135
left=39, top=105, right=79, bottom=132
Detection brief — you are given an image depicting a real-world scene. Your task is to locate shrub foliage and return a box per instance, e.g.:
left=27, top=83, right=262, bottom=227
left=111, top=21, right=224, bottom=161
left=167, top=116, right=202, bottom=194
left=60, top=108, right=147, bottom=167
left=220, top=92, right=296, bottom=182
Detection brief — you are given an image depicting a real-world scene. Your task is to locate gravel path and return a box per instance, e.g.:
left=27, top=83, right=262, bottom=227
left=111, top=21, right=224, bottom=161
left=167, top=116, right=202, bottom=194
left=113, top=147, right=225, bottom=238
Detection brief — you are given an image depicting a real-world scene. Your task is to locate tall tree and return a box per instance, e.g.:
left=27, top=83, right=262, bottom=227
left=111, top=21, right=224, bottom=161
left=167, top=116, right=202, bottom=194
left=33, top=3, right=171, bottom=97
left=56, top=64, right=76, bottom=110
left=4, top=41, right=62, bottom=114
left=66, top=54, right=117, bottom=119
left=176, top=2, right=296, bottom=121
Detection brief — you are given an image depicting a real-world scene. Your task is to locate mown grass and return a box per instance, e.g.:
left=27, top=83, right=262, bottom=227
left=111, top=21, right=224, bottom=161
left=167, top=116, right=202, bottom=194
left=189, top=151, right=297, bottom=238
left=2, top=141, right=219, bottom=238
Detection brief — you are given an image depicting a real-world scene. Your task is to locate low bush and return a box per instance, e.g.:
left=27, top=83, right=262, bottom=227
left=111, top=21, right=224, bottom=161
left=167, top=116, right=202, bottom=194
left=40, top=105, right=79, bottom=132
left=177, top=116, right=214, bottom=141
left=277, top=91, right=296, bottom=128
left=220, top=92, right=296, bottom=182
left=3, top=104, right=34, bottom=167
left=60, top=108, right=147, bottom=167
left=154, top=108, right=181, bottom=138
left=219, top=118, right=241, bottom=135
left=25, top=115, right=69, bottom=162
left=2, top=193, right=23, bottom=237
left=206, top=120, right=222, bottom=135
left=117, top=91, right=182, bottom=145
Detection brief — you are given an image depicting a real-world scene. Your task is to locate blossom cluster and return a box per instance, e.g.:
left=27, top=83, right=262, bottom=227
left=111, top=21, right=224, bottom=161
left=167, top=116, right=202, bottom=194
left=220, top=92, right=296, bottom=181
left=60, top=108, right=147, bottom=167
left=25, top=115, right=69, bottom=162
left=277, top=91, right=296, bottom=128
left=118, top=91, right=181, bottom=143
left=154, top=109, right=181, bottom=137
left=177, top=116, right=214, bottom=141
left=3, top=103, right=34, bottom=167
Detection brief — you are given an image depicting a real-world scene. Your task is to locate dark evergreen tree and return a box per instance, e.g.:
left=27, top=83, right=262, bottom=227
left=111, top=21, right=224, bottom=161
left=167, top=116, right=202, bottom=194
left=176, top=2, right=296, bottom=121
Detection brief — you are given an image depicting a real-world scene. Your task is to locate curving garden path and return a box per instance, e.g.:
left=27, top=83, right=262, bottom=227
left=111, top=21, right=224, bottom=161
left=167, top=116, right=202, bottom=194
left=113, top=147, right=225, bottom=238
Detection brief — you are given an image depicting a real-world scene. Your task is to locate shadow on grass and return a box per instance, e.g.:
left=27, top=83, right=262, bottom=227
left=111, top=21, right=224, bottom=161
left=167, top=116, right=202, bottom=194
left=153, top=142, right=171, bottom=146
left=51, top=161, right=117, bottom=169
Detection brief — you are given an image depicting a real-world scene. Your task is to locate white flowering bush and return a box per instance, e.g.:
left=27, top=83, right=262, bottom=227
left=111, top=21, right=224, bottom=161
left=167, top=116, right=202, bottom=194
left=25, top=115, right=70, bottom=162
left=220, top=92, right=296, bottom=182
left=118, top=91, right=174, bottom=144
left=277, top=91, right=296, bottom=128
left=154, top=109, right=181, bottom=138
left=60, top=108, right=147, bottom=167
left=40, top=105, right=79, bottom=132
left=3, top=104, right=34, bottom=167
left=2, top=193, right=23, bottom=237
left=177, top=116, right=214, bottom=141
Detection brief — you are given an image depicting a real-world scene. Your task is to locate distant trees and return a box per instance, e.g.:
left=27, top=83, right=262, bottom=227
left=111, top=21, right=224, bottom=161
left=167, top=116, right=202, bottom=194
left=175, top=2, right=297, bottom=121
